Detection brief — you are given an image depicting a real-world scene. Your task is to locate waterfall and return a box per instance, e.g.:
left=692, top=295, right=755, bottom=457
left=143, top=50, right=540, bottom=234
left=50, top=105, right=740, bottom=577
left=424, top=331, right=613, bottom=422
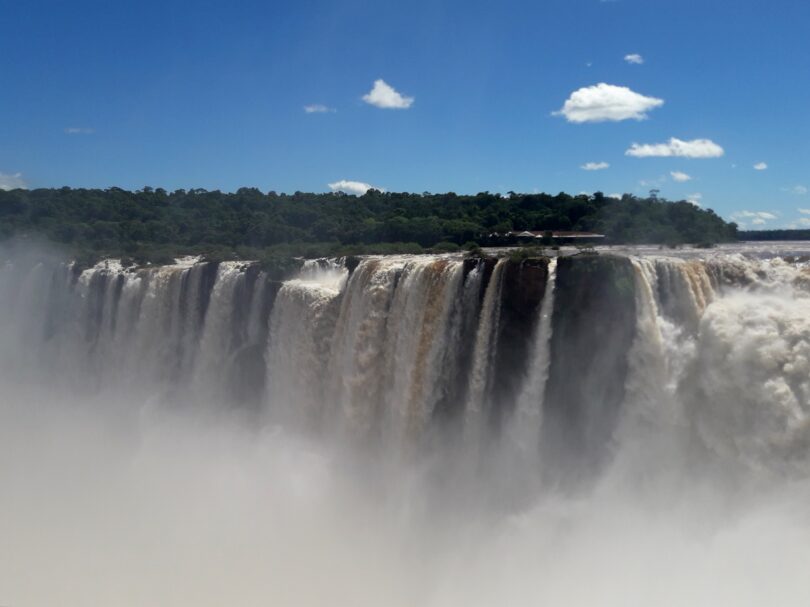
left=3, top=250, right=810, bottom=473
left=266, top=265, right=346, bottom=425
left=191, top=262, right=248, bottom=397
left=6, top=247, right=810, bottom=607
left=621, top=258, right=674, bottom=428
left=681, top=265, right=810, bottom=472
left=327, top=257, right=408, bottom=435
left=466, top=259, right=507, bottom=417
left=509, top=257, right=557, bottom=455
left=379, top=258, right=466, bottom=442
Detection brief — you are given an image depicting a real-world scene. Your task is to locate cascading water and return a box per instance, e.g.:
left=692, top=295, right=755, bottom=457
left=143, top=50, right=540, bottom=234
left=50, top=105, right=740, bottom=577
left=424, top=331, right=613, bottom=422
left=4, top=249, right=810, bottom=469
left=464, top=257, right=507, bottom=449
left=509, top=258, right=557, bottom=457
left=266, top=261, right=347, bottom=425
left=376, top=257, right=466, bottom=442
left=4, top=244, right=810, bottom=606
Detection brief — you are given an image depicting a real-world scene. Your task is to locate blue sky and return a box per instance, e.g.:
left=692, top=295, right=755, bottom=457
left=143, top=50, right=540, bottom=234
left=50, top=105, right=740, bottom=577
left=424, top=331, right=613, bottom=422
left=1, top=0, right=809, bottom=228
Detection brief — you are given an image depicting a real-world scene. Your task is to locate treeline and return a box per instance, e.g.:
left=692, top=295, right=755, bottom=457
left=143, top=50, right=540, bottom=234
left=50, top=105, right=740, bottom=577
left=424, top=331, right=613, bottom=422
left=0, top=187, right=738, bottom=262
left=739, top=229, right=810, bottom=241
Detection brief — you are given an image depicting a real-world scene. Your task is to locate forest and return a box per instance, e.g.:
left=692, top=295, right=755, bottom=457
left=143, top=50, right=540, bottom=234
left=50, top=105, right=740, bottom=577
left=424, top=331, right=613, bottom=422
left=0, top=187, right=739, bottom=263
left=738, top=229, right=810, bottom=241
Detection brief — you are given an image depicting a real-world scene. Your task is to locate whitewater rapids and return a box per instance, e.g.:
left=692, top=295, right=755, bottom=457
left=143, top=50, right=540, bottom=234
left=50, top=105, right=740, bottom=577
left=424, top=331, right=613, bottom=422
left=2, top=245, right=810, bottom=606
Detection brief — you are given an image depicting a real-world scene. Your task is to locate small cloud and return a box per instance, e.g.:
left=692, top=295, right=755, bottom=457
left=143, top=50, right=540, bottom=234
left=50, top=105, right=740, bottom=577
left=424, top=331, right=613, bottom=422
left=670, top=170, right=692, bottom=182
left=686, top=193, right=703, bottom=206
left=608, top=193, right=622, bottom=199
left=64, top=127, right=94, bottom=134
left=732, top=210, right=778, bottom=223
left=362, top=79, right=414, bottom=109
left=0, top=171, right=26, bottom=190
left=586, top=61, right=593, bottom=67
left=328, top=179, right=383, bottom=195
left=624, top=53, right=644, bottom=65
left=626, top=137, right=724, bottom=158
left=581, top=161, right=609, bottom=171
left=303, top=104, right=336, bottom=114
left=753, top=162, right=768, bottom=171
left=554, top=83, right=663, bottom=123
left=639, top=175, right=667, bottom=188
left=783, top=185, right=808, bottom=195
left=797, top=208, right=810, bottom=215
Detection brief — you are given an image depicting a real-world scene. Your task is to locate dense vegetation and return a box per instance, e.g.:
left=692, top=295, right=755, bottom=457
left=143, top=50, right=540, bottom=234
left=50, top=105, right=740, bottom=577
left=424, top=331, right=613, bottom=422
left=0, top=187, right=738, bottom=263
left=739, top=229, right=810, bottom=241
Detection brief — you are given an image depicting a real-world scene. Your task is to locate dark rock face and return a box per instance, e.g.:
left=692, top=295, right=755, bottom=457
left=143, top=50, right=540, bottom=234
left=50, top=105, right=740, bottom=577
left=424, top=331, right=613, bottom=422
left=344, top=256, right=362, bottom=275
left=463, top=255, right=498, bottom=303
left=235, top=272, right=282, bottom=408
left=196, top=261, right=221, bottom=323
left=229, top=342, right=269, bottom=406
left=490, top=258, right=550, bottom=428
left=542, top=255, right=637, bottom=481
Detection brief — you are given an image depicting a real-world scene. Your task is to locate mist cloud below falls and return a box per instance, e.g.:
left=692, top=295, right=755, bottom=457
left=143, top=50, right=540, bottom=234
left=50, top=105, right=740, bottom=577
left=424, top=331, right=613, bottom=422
left=3, top=389, right=810, bottom=607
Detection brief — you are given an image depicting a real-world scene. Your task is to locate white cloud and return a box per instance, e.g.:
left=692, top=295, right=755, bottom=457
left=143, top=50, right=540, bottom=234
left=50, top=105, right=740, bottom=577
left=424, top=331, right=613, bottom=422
left=624, top=53, right=644, bottom=65
left=794, top=218, right=810, bottom=227
left=303, top=104, right=336, bottom=114
left=64, top=127, right=94, bottom=134
left=362, top=79, right=414, bottom=109
left=686, top=193, right=703, bottom=206
left=608, top=193, right=622, bottom=199
left=626, top=137, right=724, bottom=158
left=553, top=83, right=663, bottom=123
left=753, top=162, right=768, bottom=170
left=798, top=208, right=810, bottom=215
left=0, top=172, right=26, bottom=190
left=639, top=175, right=667, bottom=188
left=328, top=180, right=383, bottom=195
left=733, top=210, right=778, bottom=220
left=581, top=161, right=609, bottom=171
left=730, top=210, right=779, bottom=228
left=783, top=185, right=808, bottom=195
left=670, top=170, right=692, bottom=182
